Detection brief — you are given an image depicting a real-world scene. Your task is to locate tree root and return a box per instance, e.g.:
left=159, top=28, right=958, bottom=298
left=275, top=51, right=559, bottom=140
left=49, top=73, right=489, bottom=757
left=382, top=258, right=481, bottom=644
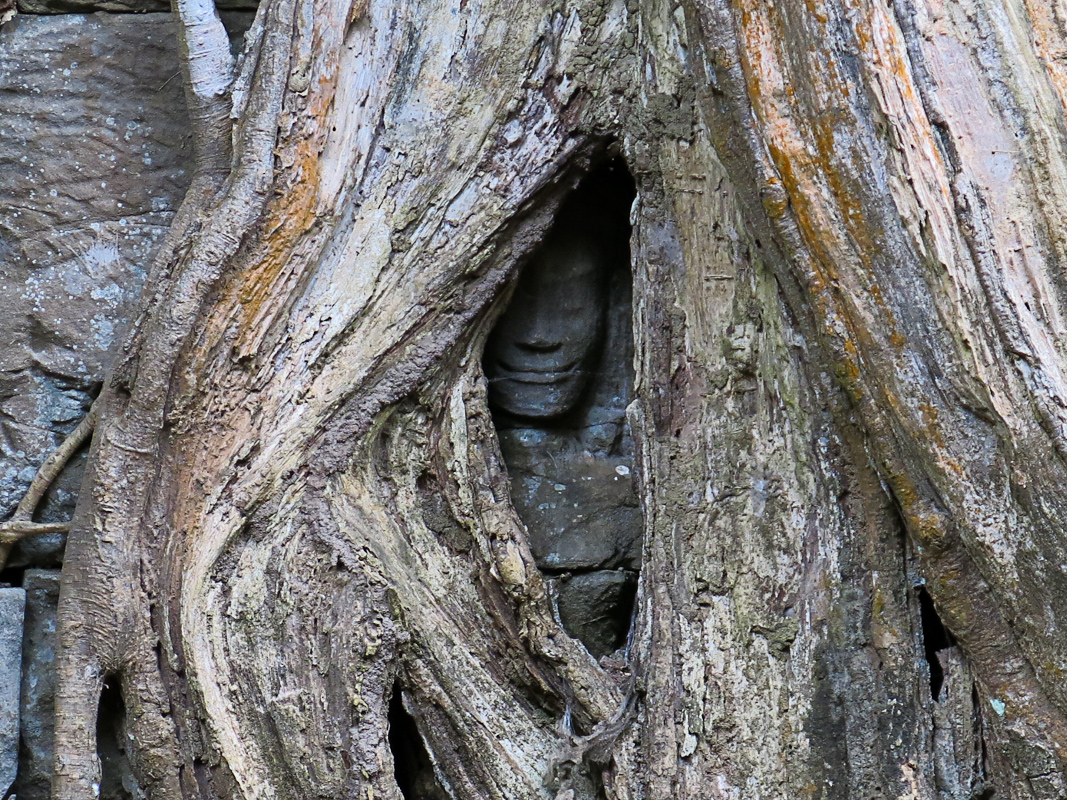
left=0, top=403, right=98, bottom=570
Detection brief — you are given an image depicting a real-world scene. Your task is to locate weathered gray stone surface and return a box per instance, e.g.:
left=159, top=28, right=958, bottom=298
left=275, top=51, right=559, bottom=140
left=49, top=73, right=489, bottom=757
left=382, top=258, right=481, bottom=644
left=0, top=12, right=190, bottom=561
left=14, top=570, right=59, bottom=800
left=487, top=166, right=641, bottom=656
left=0, top=587, right=25, bottom=796
left=497, top=432, right=641, bottom=570
left=555, top=570, right=637, bottom=659
left=0, top=13, right=249, bottom=567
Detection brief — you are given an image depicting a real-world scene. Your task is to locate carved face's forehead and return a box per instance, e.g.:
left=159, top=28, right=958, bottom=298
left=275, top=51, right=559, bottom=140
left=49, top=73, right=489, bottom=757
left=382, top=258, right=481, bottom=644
left=523, top=234, right=602, bottom=286
left=506, top=249, right=604, bottom=326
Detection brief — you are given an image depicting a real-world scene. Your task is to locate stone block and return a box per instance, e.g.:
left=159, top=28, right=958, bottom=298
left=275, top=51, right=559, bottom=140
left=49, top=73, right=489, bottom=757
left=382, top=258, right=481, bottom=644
left=555, top=570, right=637, bottom=658
left=0, top=587, right=25, bottom=796
left=14, top=570, right=59, bottom=800
left=499, top=430, right=642, bottom=571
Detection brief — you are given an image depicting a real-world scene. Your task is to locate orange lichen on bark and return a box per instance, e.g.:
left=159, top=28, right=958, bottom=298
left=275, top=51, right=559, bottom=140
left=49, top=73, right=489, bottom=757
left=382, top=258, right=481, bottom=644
left=228, top=45, right=343, bottom=360
left=736, top=0, right=977, bottom=497
left=1022, top=0, right=1067, bottom=128
left=238, top=135, right=323, bottom=315
left=736, top=0, right=879, bottom=323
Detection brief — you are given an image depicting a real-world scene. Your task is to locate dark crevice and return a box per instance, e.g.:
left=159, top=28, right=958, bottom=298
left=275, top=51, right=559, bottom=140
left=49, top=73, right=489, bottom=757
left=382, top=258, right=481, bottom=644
left=540, top=565, right=629, bottom=577
left=918, top=586, right=955, bottom=701
left=975, top=682, right=992, bottom=799
left=485, top=157, right=641, bottom=661
left=388, top=684, right=448, bottom=800
left=610, top=573, right=638, bottom=653
left=96, top=677, right=138, bottom=800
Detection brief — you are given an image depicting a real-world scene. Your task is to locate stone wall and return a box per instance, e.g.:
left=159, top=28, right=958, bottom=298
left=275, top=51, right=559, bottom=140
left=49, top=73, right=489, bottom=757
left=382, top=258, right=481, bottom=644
left=0, top=10, right=250, bottom=797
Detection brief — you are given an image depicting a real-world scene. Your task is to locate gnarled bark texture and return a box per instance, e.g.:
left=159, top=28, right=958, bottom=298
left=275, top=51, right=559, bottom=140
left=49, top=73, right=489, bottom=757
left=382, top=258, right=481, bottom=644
left=46, top=0, right=1067, bottom=796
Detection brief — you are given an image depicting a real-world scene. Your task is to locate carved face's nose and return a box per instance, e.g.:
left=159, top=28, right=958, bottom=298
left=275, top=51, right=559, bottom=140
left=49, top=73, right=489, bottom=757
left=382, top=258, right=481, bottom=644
left=516, top=335, right=562, bottom=353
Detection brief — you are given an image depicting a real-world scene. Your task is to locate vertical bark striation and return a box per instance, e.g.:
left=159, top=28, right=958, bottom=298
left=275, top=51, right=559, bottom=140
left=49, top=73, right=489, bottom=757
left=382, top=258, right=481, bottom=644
left=682, top=0, right=1067, bottom=792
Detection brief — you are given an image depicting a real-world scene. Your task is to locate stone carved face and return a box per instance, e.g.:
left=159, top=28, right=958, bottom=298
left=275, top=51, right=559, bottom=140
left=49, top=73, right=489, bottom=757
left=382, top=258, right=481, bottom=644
left=485, top=229, right=609, bottom=419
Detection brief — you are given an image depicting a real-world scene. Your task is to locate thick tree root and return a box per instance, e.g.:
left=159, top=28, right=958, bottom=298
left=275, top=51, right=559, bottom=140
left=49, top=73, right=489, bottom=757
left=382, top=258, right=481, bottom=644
left=0, top=403, right=98, bottom=570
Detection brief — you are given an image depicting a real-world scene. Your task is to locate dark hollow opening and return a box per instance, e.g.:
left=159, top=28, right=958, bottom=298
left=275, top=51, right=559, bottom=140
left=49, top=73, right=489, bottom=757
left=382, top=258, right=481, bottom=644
left=918, top=586, right=955, bottom=701
left=96, top=678, right=138, bottom=800
left=388, top=684, right=447, bottom=800
left=484, top=157, right=640, bottom=659
left=484, top=157, right=636, bottom=430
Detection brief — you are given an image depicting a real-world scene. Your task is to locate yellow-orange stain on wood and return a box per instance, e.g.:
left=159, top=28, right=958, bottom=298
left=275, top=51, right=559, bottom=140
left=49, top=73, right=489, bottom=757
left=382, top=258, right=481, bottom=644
left=239, top=133, right=323, bottom=319
left=1023, top=0, right=1067, bottom=128
left=244, top=123, right=325, bottom=305
left=737, top=0, right=931, bottom=439
left=918, top=401, right=945, bottom=447
left=891, top=475, right=948, bottom=551
left=230, top=35, right=344, bottom=357
left=347, top=0, right=368, bottom=27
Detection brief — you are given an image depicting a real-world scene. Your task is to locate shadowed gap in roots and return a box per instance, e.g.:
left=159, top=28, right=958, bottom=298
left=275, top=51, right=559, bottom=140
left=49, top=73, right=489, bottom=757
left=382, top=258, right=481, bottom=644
left=918, top=586, right=955, bottom=701
left=96, top=677, right=139, bottom=800
left=388, top=683, right=448, bottom=800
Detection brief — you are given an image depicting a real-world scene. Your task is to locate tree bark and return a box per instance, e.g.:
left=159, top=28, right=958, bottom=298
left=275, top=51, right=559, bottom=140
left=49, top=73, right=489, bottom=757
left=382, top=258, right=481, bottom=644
left=46, top=0, right=1067, bottom=797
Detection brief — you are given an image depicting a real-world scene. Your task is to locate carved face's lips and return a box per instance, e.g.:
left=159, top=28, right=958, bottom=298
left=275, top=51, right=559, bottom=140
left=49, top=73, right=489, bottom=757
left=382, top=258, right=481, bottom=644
left=487, top=362, right=590, bottom=419
left=493, top=360, right=580, bottom=385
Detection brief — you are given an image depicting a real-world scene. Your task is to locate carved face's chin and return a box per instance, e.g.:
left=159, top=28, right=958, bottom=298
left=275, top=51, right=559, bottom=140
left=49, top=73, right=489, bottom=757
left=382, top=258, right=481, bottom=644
left=489, top=373, right=588, bottom=419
